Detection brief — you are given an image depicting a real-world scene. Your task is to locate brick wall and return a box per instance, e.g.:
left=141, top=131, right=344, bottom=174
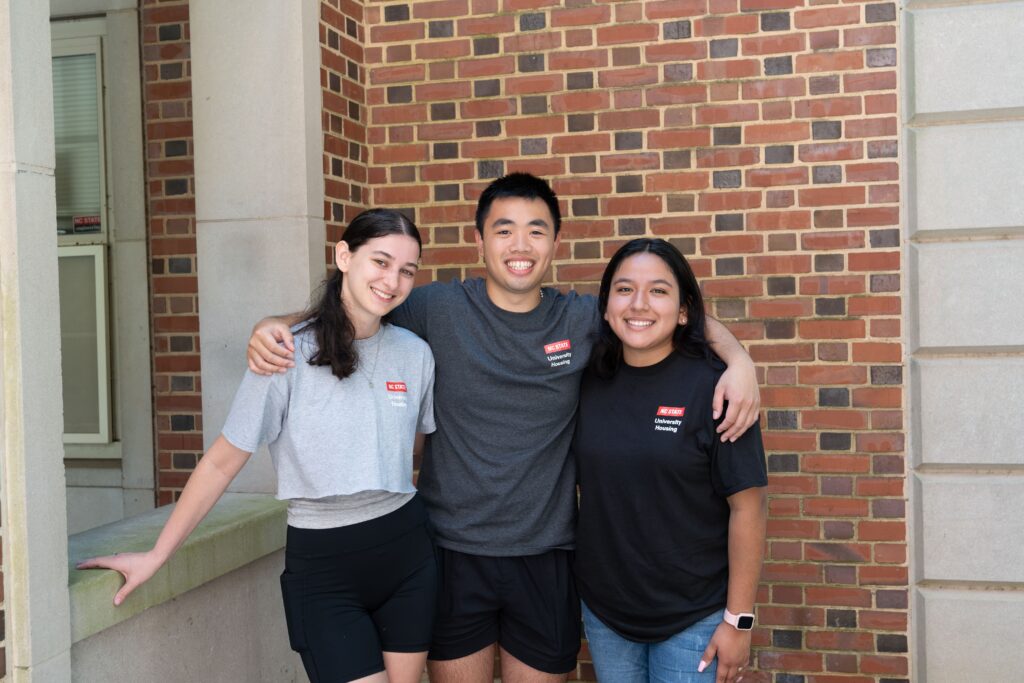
left=337, top=1, right=907, bottom=681
left=141, top=0, right=203, bottom=505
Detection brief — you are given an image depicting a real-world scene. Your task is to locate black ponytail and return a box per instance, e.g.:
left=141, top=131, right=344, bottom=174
left=297, top=209, right=421, bottom=380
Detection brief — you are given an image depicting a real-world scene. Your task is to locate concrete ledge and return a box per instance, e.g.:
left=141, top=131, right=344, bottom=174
left=67, top=492, right=287, bottom=643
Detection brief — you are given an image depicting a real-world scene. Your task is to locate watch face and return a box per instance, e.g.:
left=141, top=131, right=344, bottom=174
left=737, top=615, right=755, bottom=630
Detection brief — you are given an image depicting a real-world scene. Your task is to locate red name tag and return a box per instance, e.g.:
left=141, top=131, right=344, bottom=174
left=544, top=339, right=572, bottom=354
left=386, top=382, right=407, bottom=393
left=657, top=406, right=685, bottom=417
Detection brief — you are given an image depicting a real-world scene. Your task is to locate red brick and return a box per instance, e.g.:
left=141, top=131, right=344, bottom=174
left=551, top=90, right=612, bottom=113
left=860, top=655, right=909, bottom=676
left=801, top=230, right=865, bottom=250
left=763, top=562, right=824, bottom=582
left=602, top=195, right=663, bottom=216
left=698, top=191, right=763, bottom=212
left=742, top=77, right=806, bottom=100
left=762, top=386, right=817, bottom=407
left=795, top=6, right=862, bottom=28
left=767, top=518, right=821, bottom=538
left=600, top=153, right=661, bottom=172
left=646, top=84, right=707, bottom=106
left=505, top=73, right=563, bottom=95
left=645, top=0, right=709, bottom=19
left=745, top=121, right=810, bottom=144
left=552, top=5, right=612, bottom=27
left=805, top=630, right=875, bottom=651
left=796, top=51, right=864, bottom=73
left=845, top=25, right=897, bottom=47
left=799, top=365, right=867, bottom=385
left=550, top=133, right=611, bottom=154
left=799, top=186, right=866, bottom=207
left=595, top=23, right=659, bottom=45
left=747, top=211, right=813, bottom=231
left=757, top=651, right=823, bottom=673
left=645, top=172, right=709, bottom=192
left=859, top=611, right=908, bottom=631
left=848, top=251, right=899, bottom=271
left=697, top=147, right=760, bottom=168
left=751, top=343, right=816, bottom=362
left=799, top=319, right=866, bottom=339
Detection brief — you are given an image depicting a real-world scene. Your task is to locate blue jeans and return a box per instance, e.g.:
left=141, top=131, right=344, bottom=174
left=582, top=600, right=723, bottom=683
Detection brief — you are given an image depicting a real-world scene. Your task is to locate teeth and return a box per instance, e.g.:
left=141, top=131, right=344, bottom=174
left=625, top=319, right=654, bottom=328
left=506, top=260, right=534, bottom=272
left=370, top=287, right=395, bottom=300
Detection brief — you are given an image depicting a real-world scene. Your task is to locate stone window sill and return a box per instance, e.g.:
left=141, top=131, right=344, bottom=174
left=67, top=492, right=287, bottom=643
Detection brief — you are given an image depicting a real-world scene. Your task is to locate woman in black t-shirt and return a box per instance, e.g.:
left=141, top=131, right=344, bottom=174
left=573, top=238, right=768, bottom=683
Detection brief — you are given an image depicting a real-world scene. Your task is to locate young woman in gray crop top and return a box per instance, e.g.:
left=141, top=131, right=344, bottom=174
left=78, top=209, right=438, bottom=683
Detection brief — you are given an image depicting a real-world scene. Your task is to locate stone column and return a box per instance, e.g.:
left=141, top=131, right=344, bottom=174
left=0, top=0, right=73, bottom=679
left=191, top=0, right=326, bottom=492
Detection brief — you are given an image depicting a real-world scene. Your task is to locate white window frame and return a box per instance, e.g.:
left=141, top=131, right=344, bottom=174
left=52, top=24, right=107, bottom=248
left=58, top=243, right=111, bottom=444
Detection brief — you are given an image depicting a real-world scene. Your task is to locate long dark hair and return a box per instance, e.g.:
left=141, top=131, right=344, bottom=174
left=590, top=238, right=710, bottom=379
left=298, top=208, right=421, bottom=380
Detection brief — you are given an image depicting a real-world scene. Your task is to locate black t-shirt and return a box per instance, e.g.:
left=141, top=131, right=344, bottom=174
left=573, top=351, right=767, bottom=642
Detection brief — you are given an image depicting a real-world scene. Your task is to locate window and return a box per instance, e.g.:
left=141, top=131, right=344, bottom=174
left=53, top=23, right=111, bottom=445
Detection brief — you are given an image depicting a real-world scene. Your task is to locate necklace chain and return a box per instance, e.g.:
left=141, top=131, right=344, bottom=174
left=360, top=325, right=384, bottom=389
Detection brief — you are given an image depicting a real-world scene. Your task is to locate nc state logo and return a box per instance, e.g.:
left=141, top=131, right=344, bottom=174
left=544, top=339, right=571, bottom=354
left=386, top=381, right=407, bottom=393
left=657, top=406, right=685, bottom=417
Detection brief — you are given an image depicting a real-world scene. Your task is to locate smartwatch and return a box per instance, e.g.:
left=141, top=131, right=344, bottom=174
left=724, top=608, right=755, bottom=630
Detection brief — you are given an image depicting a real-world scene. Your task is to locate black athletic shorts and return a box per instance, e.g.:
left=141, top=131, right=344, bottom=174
left=428, top=547, right=581, bottom=674
left=280, top=495, right=437, bottom=683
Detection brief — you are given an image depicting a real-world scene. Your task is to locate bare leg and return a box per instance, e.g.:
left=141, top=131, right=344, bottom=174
left=383, top=651, right=429, bottom=683
left=428, top=643, right=497, bottom=683
left=499, top=647, right=569, bottom=683
left=350, top=671, right=389, bottom=683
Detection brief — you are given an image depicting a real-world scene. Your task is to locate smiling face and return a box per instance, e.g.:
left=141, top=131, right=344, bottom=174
left=475, top=196, right=560, bottom=312
left=604, top=252, right=687, bottom=367
left=336, top=232, right=421, bottom=338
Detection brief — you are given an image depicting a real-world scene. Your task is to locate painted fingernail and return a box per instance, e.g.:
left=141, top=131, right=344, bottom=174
left=697, top=661, right=707, bottom=673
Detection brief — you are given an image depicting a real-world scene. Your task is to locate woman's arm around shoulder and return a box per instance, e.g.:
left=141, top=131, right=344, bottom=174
left=705, top=316, right=761, bottom=443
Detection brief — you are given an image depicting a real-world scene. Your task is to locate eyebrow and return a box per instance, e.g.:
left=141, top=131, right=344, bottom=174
left=612, top=277, right=674, bottom=287
left=370, top=249, right=418, bottom=269
left=490, top=217, right=551, bottom=229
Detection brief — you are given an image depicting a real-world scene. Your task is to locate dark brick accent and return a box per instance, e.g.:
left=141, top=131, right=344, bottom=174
left=664, top=20, right=692, bottom=39
left=869, top=140, right=898, bottom=158
left=616, top=175, right=643, bottom=193
left=765, top=145, right=794, bottom=164
left=871, top=366, right=902, bottom=385
left=714, top=127, right=741, bottom=145
left=478, top=160, right=504, bottom=179
left=821, top=432, right=852, bottom=451
left=810, top=75, right=841, bottom=95
left=328, top=72, right=341, bottom=92
left=813, top=165, right=843, bottom=184
left=815, top=297, right=845, bottom=315
left=568, top=113, right=594, bottom=132
left=573, top=198, right=598, bottom=216
left=765, top=320, right=795, bottom=339
left=158, top=24, right=181, bottom=41
left=664, top=150, right=692, bottom=169
left=761, top=12, right=791, bottom=31
left=871, top=273, right=900, bottom=292
left=827, top=609, right=857, bottom=628
left=669, top=237, right=696, bottom=254
left=618, top=218, right=646, bottom=235
left=433, top=142, right=458, bottom=159
left=710, top=38, right=738, bottom=58
left=616, top=131, right=643, bottom=150
left=715, top=213, right=744, bottom=231
left=570, top=155, right=596, bottom=173
left=383, top=4, right=409, bottom=22
left=160, top=63, right=182, bottom=80
left=165, top=179, right=188, bottom=195
left=812, top=121, right=842, bottom=140
left=170, top=415, right=194, bottom=431
left=387, top=85, right=412, bottom=103
left=773, top=630, right=803, bottom=649
left=430, top=102, right=456, bottom=121
left=567, top=72, right=594, bottom=90
left=667, top=195, right=695, bottom=212
left=776, top=676, right=806, bottom=683
left=429, top=20, right=453, bottom=38
left=474, top=37, right=499, bottom=56
left=767, top=276, right=796, bottom=295
left=474, top=79, right=500, bottom=98
left=165, top=140, right=187, bottom=157
left=613, top=46, right=641, bottom=66
left=170, top=374, right=192, bottom=390
left=868, top=48, right=897, bottom=67
left=870, top=229, right=900, bottom=248
left=169, top=337, right=192, bottom=352
left=521, top=95, right=547, bottom=114
left=819, top=387, right=850, bottom=407
left=434, top=184, right=459, bottom=201
left=520, top=12, right=546, bottom=30
left=172, top=452, right=196, bottom=469
left=476, top=120, right=501, bottom=137
left=768, top=410, right=798, bottom=430
left=713, top=170, right=742, bottom=188
left=521, top=138, right=547, bottom=155
left=814, top=254, right=844, bottom=272
left=866, top=2, right=897, bottom=22
left=665, top=63, right=694, bottom=82
left=574, top=241, right=600, bottom=259
left=877, top=590, right=909, bottom=609
left=824, top=520, right=855, bottom=539
left=814, top=209, right=844, bottom=228
left=518, top=54, right=545, bottom=72
left=168, top=257, right=191, bottom=274
left=716, top=256, right=744, bottom=276
left=768, top=453, right=800, bottom=473
left=765, top=56, right=793, bottom=75
left=878, top=635, right=908, bottom=653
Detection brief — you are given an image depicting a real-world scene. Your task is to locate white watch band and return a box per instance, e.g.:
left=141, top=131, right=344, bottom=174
left=723, top=608, right=755, bottom=630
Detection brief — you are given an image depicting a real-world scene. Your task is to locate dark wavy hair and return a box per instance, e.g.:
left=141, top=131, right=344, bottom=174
left=475, top=172, right=561, bottom=236
left=590, top=238, right=710, bottom=379
left=297, top=208, right=421, bottom=380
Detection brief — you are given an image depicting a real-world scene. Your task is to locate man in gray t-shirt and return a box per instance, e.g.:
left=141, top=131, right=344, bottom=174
left=248, top=173, right=761, bottom=682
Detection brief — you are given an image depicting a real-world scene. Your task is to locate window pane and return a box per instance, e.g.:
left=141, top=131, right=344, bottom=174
left=58, top=253, right=101, bottom=435
left=52, top=53, right=102, bottom=235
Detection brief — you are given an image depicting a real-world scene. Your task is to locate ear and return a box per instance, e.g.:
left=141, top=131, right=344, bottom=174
left=678, top=305, right=688, bottom=326
left=474, top=229, right=485, bottom=262
left=335, top=240, right=352, bottom=273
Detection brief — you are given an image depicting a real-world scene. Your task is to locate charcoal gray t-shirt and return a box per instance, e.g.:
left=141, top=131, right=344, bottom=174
left=222, top=324, right=435, bottom=527
left=389, top=278, right=600, bottom=556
